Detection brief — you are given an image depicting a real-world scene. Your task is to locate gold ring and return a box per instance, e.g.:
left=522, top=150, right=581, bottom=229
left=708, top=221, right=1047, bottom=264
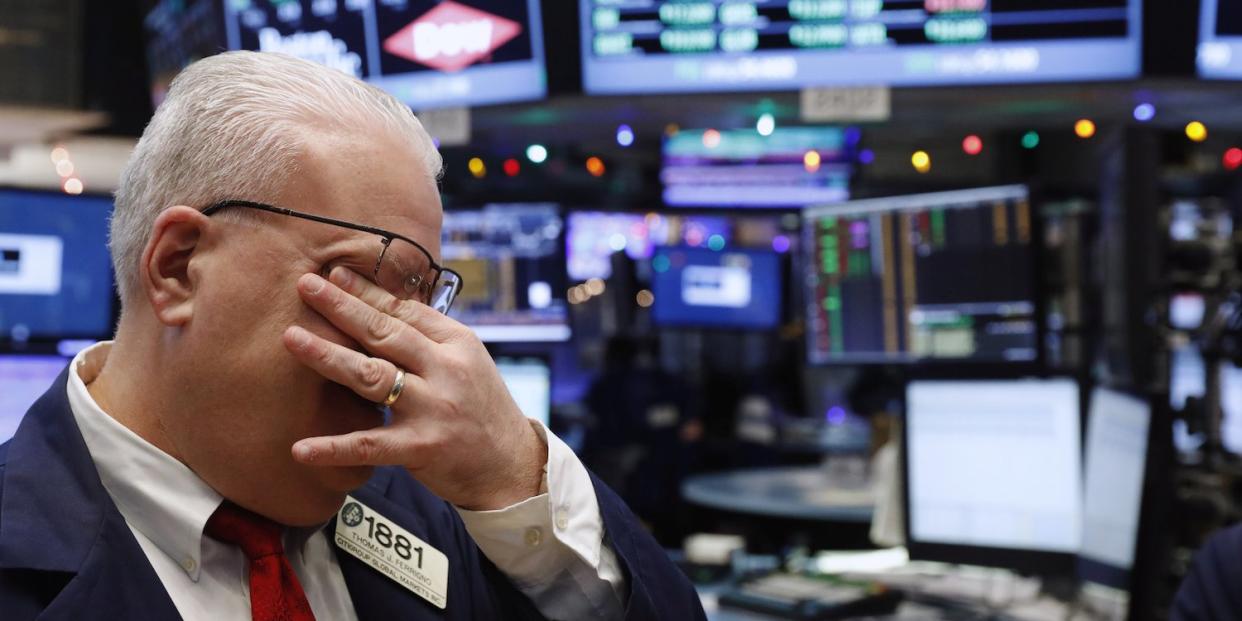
left=383, top=367, right=406, bottom=407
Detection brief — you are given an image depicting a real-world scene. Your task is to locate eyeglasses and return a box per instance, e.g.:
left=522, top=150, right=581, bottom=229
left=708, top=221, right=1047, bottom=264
left=201, top=199, right=463, bottom=314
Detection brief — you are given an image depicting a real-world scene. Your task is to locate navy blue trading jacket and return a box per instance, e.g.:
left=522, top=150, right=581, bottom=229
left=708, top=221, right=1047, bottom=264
left=0, top=365, right=707, bottom=620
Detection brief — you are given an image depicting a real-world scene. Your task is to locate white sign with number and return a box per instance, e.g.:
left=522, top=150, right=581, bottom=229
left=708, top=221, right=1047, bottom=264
left=335, top=495, right=450, bottom=609
left=800, top=86, right=891, bottom=122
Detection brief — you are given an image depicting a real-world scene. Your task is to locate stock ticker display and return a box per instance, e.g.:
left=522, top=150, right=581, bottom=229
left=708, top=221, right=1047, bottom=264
left=1200, top=0, right=1242, bottom=78
left=218, top=0, right=545, bottom=108
left=803, top=186, right=1037, bottom=365
left=581, top=0, right=1141, bottom=94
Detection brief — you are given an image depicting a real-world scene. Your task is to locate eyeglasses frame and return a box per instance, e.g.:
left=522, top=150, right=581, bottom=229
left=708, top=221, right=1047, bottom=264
left=200, top=199, right=464, bottom=312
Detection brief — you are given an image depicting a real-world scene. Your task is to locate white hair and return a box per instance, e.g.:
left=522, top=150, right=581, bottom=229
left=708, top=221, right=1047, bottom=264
left=111, top=50, right=441, bottom=304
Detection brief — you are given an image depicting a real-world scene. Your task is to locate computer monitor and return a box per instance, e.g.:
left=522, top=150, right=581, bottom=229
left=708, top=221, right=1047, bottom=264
left=1200, top=0, right=1242, bottom=79
left=803, top=185, right=1037, bottom=365
left=0, top=189, right=115, bottom=343
left=904, top=378, right=1082, bottom=573
left=495, top=356, right=550, bottom=427
left=662, top=127, right=852, bottom=208
left=142, top=0, right=226, bottom=107
left=0, top=355, right=68, bottom=442
left=580, top=0, right=1141, bottom=94
left=443, top=204, right=569, bottom=343
left=1079, top=388, right=1152, bottom=591
left=1170, top=346, right=1242, bottom=453
left=221, top=0, right=546, bottom=109
left=565, top=211, right=732, bottom=281
left=650, top=247, right=782, bottom=330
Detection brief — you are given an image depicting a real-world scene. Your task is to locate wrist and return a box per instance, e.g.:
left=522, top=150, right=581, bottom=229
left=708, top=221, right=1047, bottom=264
left=460, top=418, right=548, bottom=511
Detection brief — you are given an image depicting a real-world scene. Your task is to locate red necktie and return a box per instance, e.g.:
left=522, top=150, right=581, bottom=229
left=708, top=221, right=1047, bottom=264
left=206, top=502, right=317, bottom=621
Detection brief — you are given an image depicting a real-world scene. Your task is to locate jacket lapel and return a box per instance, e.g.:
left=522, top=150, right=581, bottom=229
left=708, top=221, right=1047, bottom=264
left=0, top=364, right=181, bottom=620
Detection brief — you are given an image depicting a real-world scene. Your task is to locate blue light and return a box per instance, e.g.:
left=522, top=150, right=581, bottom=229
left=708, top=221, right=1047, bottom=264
left=858, top=149, right=875, bottom=165
left=844, top=127, right=862, bottom=146
left=707, top=234, right=726, bottom=251
left=826, top=406, right=847, bottom=424
left=616, top=124, right=635, bottom=147
left=1133, top=103, right=1156, bottom=123
left=772, top=235, right=791, bottom=253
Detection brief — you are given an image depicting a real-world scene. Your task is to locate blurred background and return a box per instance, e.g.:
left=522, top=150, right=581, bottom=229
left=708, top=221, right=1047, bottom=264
left=3, top=0, right=1242, bottom=618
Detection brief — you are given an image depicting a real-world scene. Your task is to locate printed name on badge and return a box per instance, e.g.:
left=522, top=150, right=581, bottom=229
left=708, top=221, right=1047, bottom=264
left=335, top=495, right=450, bottom=609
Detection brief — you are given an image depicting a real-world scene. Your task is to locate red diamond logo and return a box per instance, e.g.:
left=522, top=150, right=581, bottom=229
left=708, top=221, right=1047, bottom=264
left=382, top=2, right=522, bottom=73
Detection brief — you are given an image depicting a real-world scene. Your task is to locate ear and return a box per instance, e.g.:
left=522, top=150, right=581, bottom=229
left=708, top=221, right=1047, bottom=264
left=140, top=205, right=211, bottom=327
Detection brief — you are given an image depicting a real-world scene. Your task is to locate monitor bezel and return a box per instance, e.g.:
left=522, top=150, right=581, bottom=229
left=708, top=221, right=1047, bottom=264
left=649, top=245, right=785, bottom=331
left=0, top=186, right=119, bottom=352
left=442, top=203, right=571, bottom=345
left=800, top=185, right=1046, bottom=371
left=901, top=374, right=1083, bottom=576
left=1076, top=384, right=1169, bottom=607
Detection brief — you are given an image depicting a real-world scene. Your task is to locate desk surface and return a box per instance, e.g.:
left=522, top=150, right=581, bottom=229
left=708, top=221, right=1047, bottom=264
left=682, top=466, right=874, bottom=523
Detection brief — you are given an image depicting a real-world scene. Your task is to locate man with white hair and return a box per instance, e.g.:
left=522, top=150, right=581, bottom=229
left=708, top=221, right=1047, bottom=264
left=0, top=51, right=704, bottom=620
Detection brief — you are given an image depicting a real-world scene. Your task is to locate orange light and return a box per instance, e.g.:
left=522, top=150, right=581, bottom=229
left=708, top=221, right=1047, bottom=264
left=962, top=135, right=983, bottom=155
left=803, top=150, right=821, bottom=172
left=636, top=290, right=654, bottom=308
left=1074, top=119, right=1096, bottom=139
left=586, top=156, right=606, bottom=177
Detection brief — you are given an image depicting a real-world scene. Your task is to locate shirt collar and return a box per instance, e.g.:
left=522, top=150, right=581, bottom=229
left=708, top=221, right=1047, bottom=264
left=66, top=341, right=223, bottom=582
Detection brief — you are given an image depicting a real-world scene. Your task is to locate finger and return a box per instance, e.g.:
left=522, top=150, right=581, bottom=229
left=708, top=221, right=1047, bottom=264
left=283, top=325, right=412, bottom=403
left=327, top=266, right=462, bottom=344
left=297, top=273, right=434, bottom=371
left=292, top=427, right=410, bottom=467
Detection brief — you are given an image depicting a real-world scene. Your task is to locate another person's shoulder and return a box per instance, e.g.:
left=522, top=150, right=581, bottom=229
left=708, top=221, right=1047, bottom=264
left=1173, top=523, right=1242, bottom=620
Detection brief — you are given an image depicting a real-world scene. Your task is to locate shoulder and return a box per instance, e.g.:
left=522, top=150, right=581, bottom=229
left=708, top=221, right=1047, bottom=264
left=1173, top=524, right=1242, bottom=620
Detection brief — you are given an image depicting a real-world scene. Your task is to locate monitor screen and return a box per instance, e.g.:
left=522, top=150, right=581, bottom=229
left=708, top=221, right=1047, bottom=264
left=1170, top=347, right=1242, bottom=453
left=443, top=204, right=569, bottom=343
left=0, top=190, right=115, bottom=342
left=651, top=247, right=782, bottom=329
left=0, top=355, right=67, bottom=442
left=495, top=356, right=551, bottom=426
left=906, top=379, right=1082, bottom=562
left=221, top=0, right=546, bottom=109
left=803, top=185, right=1037, bottom=365
left=143, top=0, right=227, bottom=107
left=662, top=127, right=852, bottom=208
left=565, top=211, right=732, bottom=281
left=1200, top=0, right=1242, bottom=78
left=1079, top=388, right=1150, bottom=589
left=580, top=0, right=1142, bottom=94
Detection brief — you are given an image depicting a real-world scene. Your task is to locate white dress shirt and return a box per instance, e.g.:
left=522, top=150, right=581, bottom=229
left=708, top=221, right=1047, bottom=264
left=65, top=342, right=625, bottom=620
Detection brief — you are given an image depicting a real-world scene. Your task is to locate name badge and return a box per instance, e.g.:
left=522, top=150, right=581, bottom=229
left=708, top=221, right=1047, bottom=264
left=335, top=495, right=449, bottom=609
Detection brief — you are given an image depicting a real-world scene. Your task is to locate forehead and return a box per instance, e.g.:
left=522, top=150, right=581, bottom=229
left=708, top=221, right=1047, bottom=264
left=279, top=125, right=442, bottom=256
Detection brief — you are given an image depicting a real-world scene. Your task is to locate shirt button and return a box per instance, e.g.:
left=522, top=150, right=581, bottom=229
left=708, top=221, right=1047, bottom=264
left=555, top=510, right=569, bottom=531
left=524, top=527, right=543, bottom=548
left=182, top=557, right=197, bottom=572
